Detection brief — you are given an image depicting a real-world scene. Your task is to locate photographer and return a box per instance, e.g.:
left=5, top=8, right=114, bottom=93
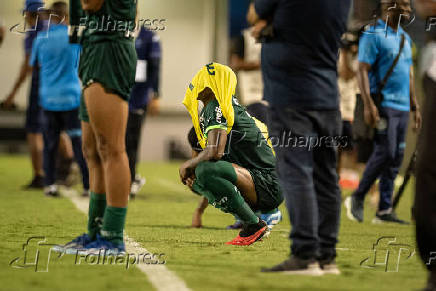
left=248, top=0, right=351, bottom=274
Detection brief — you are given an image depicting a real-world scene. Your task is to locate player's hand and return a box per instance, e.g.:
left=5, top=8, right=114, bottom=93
left=412, top=109, right=422, bottom=132
left=191, top=208, right=203, bottom=228
left=364, top=102, right=380, bottom=128
left=185, top=175, right=195, bottom=190
left=179, top=161, right=194, bottom=184
left=251, top=20, right=268, bottom=41
left=148, top=96, right=160, bottom=116
left=2, top=93, right=16, bottom=109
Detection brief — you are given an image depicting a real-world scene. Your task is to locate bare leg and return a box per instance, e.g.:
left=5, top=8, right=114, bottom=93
left=232, top=163, right=257, bottom=207
left=84, top=83, right=130, bottom=207
left=59, top=132, right=74, bottom=159
left=27, top=133, right=44, bottom=177
left=82, top=122, right=105, bottom=194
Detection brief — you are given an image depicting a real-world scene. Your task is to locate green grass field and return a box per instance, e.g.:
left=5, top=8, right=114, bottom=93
left=0, top=155, right=427, bottom=291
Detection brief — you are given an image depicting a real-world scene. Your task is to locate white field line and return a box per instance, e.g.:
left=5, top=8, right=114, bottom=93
left=61, top=188, right=191, bottom=291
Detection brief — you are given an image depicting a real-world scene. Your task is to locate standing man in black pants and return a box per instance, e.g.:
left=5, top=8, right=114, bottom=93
left=414, top=1, right=436, bottom=290
left=248, top=0, right=351, bottom=275
left=126, top=26, right=161, bottom=198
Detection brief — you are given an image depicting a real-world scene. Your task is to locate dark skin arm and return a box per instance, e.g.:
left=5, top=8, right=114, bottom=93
left=192, top=197, right=208, bottom=228
left=81, top=0, right=104, bottom=12
left=229, top=54, right=260, bottom=72
left=187, top=150, right=209, bottom=228
left=3, top=54, right=32, bottom=107
left=356, top=62, right=380, bottom=127
left=179, top=128, right=227, bottom=184
left=180, top=127, right=258, bottom=209
left=246, top=2, right=268, bottom=41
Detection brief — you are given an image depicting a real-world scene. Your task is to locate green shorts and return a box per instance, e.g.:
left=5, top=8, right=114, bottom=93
left=248, top=168, right=284, bottom=212
left=79, top=38, right=137, bottom=122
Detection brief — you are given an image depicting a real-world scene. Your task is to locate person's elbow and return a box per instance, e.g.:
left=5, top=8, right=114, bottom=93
left=204, top=146, right=224, bottom=161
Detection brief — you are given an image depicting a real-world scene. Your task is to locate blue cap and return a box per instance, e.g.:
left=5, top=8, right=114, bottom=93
left=24, top=0, right=44, bottom=12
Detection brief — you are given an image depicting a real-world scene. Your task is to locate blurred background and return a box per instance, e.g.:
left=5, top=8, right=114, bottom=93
left=0, top=0, right=432, bottom=162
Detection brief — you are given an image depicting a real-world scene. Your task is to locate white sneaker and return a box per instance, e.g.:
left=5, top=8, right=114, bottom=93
left=130, top=175, right=146, bottom=197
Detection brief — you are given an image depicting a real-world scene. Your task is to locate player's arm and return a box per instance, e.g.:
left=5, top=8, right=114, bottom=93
left=179, top=128, right=227, bottom=184
left=192, top=197, right=208, bottom=228
left=3, top=54, right=32, bottom=107
left=248, top=0, right=278, bottom=41
left=409, top=65, right=422, bottom=131
left=80, top=0, right=104, bottom=12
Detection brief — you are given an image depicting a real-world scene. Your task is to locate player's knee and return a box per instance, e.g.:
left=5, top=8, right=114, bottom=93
left=82, top=135, right=100, bottom=166
left=96, top=138, right=125, bottom=162
left=82, top=144, right=101, bottom=166
left=195, top=161, right=219, bottom=183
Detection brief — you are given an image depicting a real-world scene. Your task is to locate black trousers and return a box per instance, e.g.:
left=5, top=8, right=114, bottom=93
left=267, top=106, right=342, bottom=260
left=126, top=108, right=147, bottom=182
left=415, top=74, right=436, bottom=271
left=42, top=109, right=89, bottom=189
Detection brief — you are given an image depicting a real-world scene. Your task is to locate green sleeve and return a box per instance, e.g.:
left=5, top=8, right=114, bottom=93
left=203, top=99, right=228, bottom=137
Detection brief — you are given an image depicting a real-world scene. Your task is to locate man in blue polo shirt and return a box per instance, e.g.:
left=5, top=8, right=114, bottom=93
left=345, top=0, right=421, bottom=224
left=249, top=0, right=351, bottom=275
left=30, top=1, right=89, bottom=197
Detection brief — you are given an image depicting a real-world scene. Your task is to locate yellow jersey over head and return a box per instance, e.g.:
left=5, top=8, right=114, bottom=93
left=183, top=62, right=237, bottom=149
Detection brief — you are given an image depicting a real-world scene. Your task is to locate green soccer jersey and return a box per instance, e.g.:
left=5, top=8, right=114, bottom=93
left=200, top=97, right=276, bottom=170
left=81, top=0, right=137, bottom=42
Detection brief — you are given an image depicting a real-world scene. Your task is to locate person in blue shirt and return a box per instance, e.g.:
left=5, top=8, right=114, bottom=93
left=30, top=1, right=89, bottom=197
left=126, top=26, right=161, bottom=198
left=345, top=0, right=422, bottom=225
left=248, top=0, right=351, bottom=275
left=2, top=0, right=46, bottom=189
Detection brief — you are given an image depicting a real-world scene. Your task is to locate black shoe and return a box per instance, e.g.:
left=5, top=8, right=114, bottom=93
left=239, top=220, right=268, bottom=237
left=318, top=258, right=340, bottom=275
left=372, top=212, right=409, bottom=224
left=81, top=189, right=89, bottom=197
left=23, top=176, right=45, bottom=190
left=261, top=255, right=324, bottom=275
left=344, top=195, right=364, bottom=222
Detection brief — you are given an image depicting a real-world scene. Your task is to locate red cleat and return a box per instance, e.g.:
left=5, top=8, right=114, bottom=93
left=226, top=220, right=268, bottom=246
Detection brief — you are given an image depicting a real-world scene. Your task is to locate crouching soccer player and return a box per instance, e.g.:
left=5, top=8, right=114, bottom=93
left=188, top=127, right=282, bottom=230
left=180, top=63, right=283, bottom=245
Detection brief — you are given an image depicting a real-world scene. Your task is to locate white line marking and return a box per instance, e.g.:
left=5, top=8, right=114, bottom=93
left=61, top=188, right=191, bottom=291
